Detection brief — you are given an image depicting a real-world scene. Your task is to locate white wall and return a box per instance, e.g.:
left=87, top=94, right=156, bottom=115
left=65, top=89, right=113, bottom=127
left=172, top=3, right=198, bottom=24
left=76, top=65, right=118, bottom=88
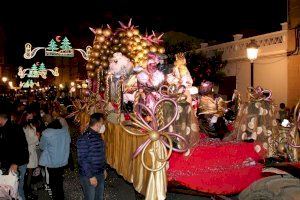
left=198, top=29, right=289, bottom=106
left=224, top=56, right=288, bottom=105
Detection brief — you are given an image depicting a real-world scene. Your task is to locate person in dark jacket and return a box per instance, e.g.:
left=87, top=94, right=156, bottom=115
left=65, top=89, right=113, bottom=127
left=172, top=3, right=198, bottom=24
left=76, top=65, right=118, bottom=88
left=77, top=113, right=106, bottom=200
left=0, top=111, right=29, bottom=172
left=0, top=111, right=29, bottom=199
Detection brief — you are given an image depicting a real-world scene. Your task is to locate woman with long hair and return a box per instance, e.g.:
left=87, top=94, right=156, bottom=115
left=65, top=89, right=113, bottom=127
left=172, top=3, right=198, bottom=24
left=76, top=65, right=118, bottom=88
left=20, top=110, right=39, bottom=199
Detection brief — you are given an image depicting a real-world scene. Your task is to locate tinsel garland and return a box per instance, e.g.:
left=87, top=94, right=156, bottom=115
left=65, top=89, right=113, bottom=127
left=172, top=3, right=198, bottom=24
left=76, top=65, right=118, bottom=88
left=95, top=68, right=101, bottom=93
left=156, top=104, right=164, bottom=128
left=116, top=78, right=123, bottom=122
left=134, top=89, right=143, bottom=112
left=105, top=73, right=112, bottom=115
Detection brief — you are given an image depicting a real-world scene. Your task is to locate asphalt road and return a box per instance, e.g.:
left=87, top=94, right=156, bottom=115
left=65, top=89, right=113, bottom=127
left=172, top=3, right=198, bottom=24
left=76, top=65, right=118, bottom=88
left=34, top=167, right=212, bottom=200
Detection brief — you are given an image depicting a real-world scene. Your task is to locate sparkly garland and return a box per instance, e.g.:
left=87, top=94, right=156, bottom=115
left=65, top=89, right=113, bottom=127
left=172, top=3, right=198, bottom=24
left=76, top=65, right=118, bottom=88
left=156, top=104, right=164, bottom=128
left=105, top=73, right=113, bottom=115
left=168, top=159, right=259, bottom=179
left=116, top=78, right=124, bottom=122
left=134, top=89, right=143, bottom=111
left=95, top=68, right=101, bottom=93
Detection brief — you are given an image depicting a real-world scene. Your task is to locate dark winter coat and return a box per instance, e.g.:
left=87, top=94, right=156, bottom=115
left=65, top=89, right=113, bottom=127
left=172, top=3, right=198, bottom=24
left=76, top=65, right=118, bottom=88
left=77, top=127, right=106, bottom=178
left=0, top=120, right=29, bottom=170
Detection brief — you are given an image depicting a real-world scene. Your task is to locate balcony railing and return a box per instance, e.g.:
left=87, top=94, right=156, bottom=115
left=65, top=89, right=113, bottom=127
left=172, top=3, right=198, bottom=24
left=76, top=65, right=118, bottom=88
left=196, top=30, right=288, bottom=61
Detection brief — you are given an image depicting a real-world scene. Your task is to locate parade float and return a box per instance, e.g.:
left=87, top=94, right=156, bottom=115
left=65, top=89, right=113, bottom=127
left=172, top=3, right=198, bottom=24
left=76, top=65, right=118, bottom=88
left=69, top=19, right=300, bottom=200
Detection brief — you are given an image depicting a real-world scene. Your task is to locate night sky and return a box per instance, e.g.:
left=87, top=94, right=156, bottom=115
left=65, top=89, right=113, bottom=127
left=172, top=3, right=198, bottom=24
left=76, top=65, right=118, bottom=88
left=0, top=0, right=287, bottom=66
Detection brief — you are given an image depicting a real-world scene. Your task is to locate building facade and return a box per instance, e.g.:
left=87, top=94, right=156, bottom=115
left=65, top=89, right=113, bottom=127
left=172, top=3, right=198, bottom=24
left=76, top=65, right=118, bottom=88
left=197, top=22, right=299, bottom=107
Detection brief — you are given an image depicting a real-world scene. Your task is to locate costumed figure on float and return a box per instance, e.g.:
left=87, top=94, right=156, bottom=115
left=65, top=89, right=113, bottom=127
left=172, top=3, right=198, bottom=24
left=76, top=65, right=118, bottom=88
left=163, top=52, right=200, bottom=148
left=135, top=52, right=165, bottom=111
left=224, top=86, right=280, bottom=158
left=105, top=52, right=133, bottom=123
left=197, top=81, right=228, bottom=139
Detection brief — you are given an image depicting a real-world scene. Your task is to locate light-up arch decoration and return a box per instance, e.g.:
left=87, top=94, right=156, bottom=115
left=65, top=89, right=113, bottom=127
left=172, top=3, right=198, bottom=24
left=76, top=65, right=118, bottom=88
left=23, top=36, right=92, bottom=60
left=18, top=62, right=59, bottom=79
left=19, top=79, right=40, bottom=88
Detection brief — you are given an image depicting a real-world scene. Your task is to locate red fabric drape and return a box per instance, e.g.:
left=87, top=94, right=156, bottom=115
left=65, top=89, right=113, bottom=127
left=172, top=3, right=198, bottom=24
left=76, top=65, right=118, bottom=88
left=168, top=135, right=263, bottom=195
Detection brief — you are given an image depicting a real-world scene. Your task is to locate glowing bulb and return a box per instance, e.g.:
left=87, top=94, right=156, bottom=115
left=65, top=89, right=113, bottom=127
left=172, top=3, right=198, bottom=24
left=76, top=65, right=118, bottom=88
left=70, top=87, right=76, bottom=92
left=246, top=39, right=259, bottom=62
left=59, top=84, right=64, bottom=89
left=8, top=81, right=13, bottom=87
left=70, top=82, right=75, bottom=86
left=247, top=48, right=259, bottom=61
left=82, top=83, right=88, bottom=89
left=2, top=77, right=8, bottom=83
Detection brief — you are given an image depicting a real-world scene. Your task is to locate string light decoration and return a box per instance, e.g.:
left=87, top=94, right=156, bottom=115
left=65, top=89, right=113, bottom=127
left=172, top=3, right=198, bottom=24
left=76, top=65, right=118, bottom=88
left=18, top=62, right=59, bottom=79
left=23, top=36, right=92, bottom=60
left=19, top=79, right=40, bottom=88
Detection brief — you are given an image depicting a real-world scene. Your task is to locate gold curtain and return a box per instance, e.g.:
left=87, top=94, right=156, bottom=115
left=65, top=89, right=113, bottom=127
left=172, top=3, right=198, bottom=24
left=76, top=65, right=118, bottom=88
left=104, top=123, right=167, bottom=200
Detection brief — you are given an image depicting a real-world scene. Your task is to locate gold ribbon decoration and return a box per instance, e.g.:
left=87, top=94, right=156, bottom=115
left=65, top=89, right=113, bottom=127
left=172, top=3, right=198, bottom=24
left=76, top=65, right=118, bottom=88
left=247, top=86, right=272, bottom=101
left=158, top=84, right=187, bottom=102
left=120, top=97, right=189, bottom=172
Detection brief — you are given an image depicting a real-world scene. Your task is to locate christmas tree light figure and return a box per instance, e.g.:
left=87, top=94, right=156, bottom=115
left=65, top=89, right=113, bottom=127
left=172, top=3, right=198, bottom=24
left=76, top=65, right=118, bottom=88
left=24, top=36, right=90, bottom=59
left=28, top=63, right=39, bottom=78
left=18, top=63, right=59, bottom=79
left=39, top=63, right=46, bottom=71
left=60, top=37, right=72, bottom=50
left=20, top=79, right=40, bottom=88
left=31, top=63, right=38, bottom=70
left=47, top=39, right=59, bottom=51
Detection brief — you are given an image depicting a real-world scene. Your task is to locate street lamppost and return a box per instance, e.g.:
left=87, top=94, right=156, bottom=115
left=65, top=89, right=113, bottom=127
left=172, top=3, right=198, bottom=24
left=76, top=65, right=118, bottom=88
left=246, top=39, right=259, bottom=87
left=2, top=77, right=8, bottom=83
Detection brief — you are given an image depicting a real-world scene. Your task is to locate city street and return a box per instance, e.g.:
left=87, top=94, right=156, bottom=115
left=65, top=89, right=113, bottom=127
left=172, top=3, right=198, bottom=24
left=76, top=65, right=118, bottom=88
left=31, top=120, right=231, bottom=200
left=0, top=1, right=299, bottom=199
left=35, top=167, right=213, bottom=200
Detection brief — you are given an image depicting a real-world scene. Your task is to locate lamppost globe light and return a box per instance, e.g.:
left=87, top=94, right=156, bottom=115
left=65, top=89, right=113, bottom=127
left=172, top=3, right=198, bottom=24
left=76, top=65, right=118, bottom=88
left=247, top=48, right=259, bottom=61
left=247, top=39, right=259, bottom=62
left=246, top=39, right=259, bottom=87
left=2, top=77, right=8, bottom=83
left=70, top=82, right=75, bottom=87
